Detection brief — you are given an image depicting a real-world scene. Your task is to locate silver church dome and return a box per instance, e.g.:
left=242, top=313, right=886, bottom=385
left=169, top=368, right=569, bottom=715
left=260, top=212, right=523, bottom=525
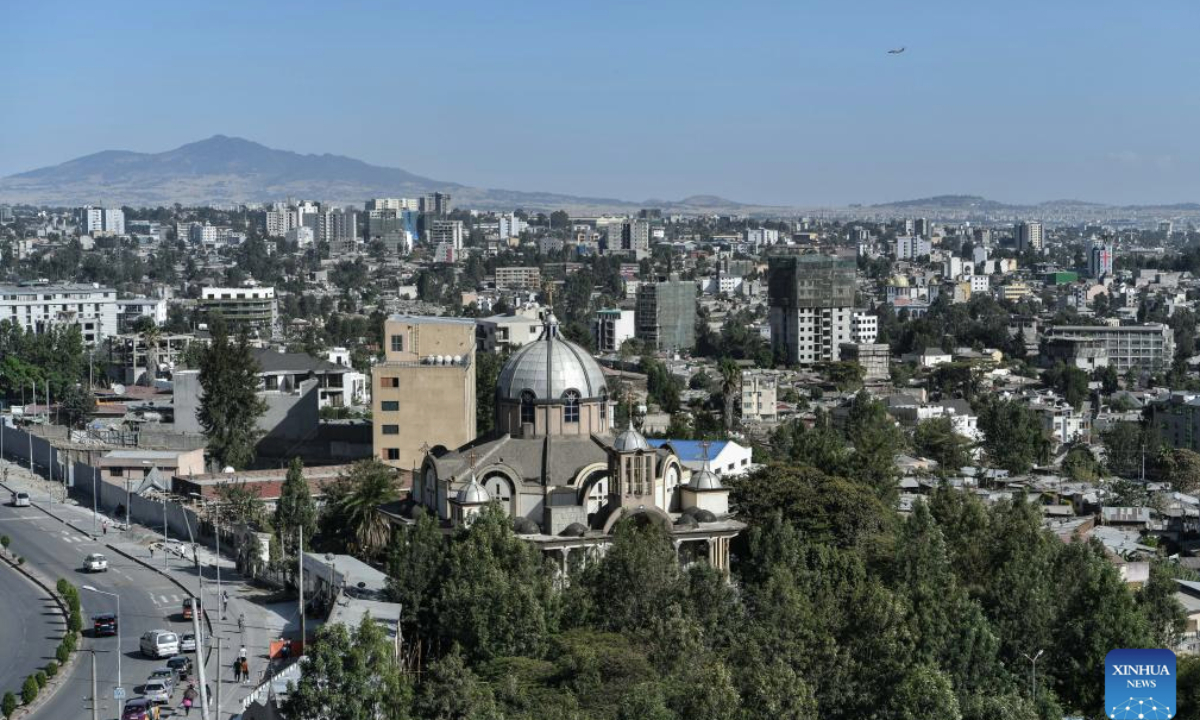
left=455, top=476, right=491, bottom=504
left=613, top=425, right=651, bottom=452
left=496, top=312, right=608, bottom=400
left=689, top=466, right=723, bottom=490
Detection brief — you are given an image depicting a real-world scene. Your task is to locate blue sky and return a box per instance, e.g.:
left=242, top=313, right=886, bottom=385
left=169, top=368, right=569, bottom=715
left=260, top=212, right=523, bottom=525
left=3, top=0, right=1199, bottom=206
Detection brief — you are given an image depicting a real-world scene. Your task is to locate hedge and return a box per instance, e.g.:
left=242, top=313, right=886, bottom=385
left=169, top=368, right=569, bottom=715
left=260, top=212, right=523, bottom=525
left=2, top=691, right=15, bottom=718
left=20, top=676, right=36, bottom=705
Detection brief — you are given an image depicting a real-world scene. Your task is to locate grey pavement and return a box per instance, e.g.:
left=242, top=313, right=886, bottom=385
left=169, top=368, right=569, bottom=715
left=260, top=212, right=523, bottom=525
left=0, top=558, right=64, bottom=705
left=0, top=457, right=297, bottom=720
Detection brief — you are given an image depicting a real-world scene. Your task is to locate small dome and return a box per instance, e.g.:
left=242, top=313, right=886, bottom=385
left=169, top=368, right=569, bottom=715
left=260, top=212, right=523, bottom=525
left=513, top=517, right=541, bottom=535
left=455, top=476, right=490, bottom=505
left=890, top=275, right=909, bottom=287
left=689, top=467, right=723, bottom=490
left=693, top=509, right=718, bottom=523
left=559, top=522, right=588, bottom=537
left=674, top=514, right=699, bottom=528
left=613, top=425, right=651, bottom=452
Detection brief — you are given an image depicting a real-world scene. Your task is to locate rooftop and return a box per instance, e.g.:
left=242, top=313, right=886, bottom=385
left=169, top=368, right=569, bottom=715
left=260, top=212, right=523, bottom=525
left=386, top=314, right=475, bottom=326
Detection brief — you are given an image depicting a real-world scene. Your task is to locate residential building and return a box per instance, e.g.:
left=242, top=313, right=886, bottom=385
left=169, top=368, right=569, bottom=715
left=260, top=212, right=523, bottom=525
left=76, top=206, right=124, bottom=236
left=840, top=343, right=890, bottom=381
left=98, top=449, right=206, bottom=486
left=740, top=370, right=778, bottom=422
left=476, top=306, right=544, bottom=353
left=116, top=297, right=168, bottom=332
left=419, top=192, right=452, bottom=216
left=428, top=219, right=465, bottom=250
left=286, top=226, right=315, bottom=247
left=1042, top=323, right=1175, bottom=373
left=372, top=316, right=476, bottom=470
left=320, top=207, right=359, bottom=253
left=494, top=267, right=542, bottom=291
left=366, top=198, right=419, bottom=212
left=851, top=311, right=878, bottom=344
left=189, top=222, right=219, bottom=246
left=1015, top=221, right=1044, bottom=252
left=199, top=286, right=279, bottom=336
left=498, top=213, right=529, bottom=239
left=252, top=348, right=367, bottom=408
left=366, top=209, right=418, bottom=254
left=647, top=439, right=755, bottom=478
left=745, top=228, right=780, bottom=246
left=0, top=283, right=118, bottom=346
left=608, top=219, right=651, bottom=258
left=894, top=236, right=931, bottom=260
left=767, top=252, right=857, bottom=364
left=592, top=308, right=636, bottom=353
left=635, top=274, right=697, bottom=353
left=1089, top=239, right=1115, bottom=279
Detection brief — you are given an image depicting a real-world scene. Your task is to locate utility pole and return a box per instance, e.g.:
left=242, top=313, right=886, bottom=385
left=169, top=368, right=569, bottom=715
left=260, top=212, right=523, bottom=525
left=28, top=381, right=34, bottom=474
left=298, top=525, right=305, bottom=646
left=216, top=635, right=222, bottom=717
left=90, top=649, right=98, bottom=720
left=192, top=594, right=210, bottom=720
left=92, top=466, right=98, bottom=537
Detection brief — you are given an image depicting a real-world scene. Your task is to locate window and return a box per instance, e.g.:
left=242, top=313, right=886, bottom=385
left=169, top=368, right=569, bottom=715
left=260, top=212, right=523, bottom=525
left=381, top=401, right=399, bottom=412
left=382, top=377, right=399, bottom=388
left=386, top=448, right=400, bottom=460
left=390, top=334, right=404, bottom=352
left=563, top=390, right=580, bottom=423
left=382, top=425, right=399, bottom=435
left=520, top=390, right=536, bottom=425
left=110, top=468, right=124, bottom=477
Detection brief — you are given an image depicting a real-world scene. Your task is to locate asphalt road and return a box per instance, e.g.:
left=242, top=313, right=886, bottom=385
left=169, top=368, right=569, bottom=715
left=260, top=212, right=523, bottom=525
left=0, top=559, right=63, bottom=702
left=0, top=501, right=196, bottom=720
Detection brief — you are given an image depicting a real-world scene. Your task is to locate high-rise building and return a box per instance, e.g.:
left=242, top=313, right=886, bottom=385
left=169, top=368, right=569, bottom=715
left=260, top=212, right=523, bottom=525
left=608, top=219, right=651, bottom=258
left=420, top=192, right=453, bottom=216
left=494, top=267, right=542, bottom=291
left=913, top=218, right=930, bottom=238
left=366, top=198, right=419, bottom=212
left=1088, top=239, right=1114, bottom=279
left=498, top=213, right=529, bottom=239
left=592, top=308, right=636, bottom=353
left=319, top=207, right=359, bottom=254
left=372, top=316, right=476, bottom=470
left=428, top=219, right=465, bottom=250
left=199, top=286, right=279, bottom=337
left=76, top=206, right=124, bottom=236
left=768, top=252, right=857, bottom=365
left=367, top=209, right=419, bottom=254
left=635, top=274, right=697, bottom=353
left=1015, top=221, right=1044, bottom=252
left=189, top=223, right=218, bottom=246
left=894, top=236, right=931, bottom=260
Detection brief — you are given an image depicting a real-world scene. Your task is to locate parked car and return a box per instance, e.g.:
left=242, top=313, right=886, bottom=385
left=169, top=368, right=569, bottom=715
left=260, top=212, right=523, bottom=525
left=10, top=492, right=29, bottom=507
left=165, top=655, right=192, bottom=681
left=92, top=613, right=118, bottom=637
left=179, top=633, right=197, bottom=652
left=181, top=597, right=200, bottom=620
left=121, top=698, right=161, bottom=720
left=139, top=630, right=179, bottom=659
left=142, top=679, right=171, bottom=705
left=83, top=553, right=109, bottom=572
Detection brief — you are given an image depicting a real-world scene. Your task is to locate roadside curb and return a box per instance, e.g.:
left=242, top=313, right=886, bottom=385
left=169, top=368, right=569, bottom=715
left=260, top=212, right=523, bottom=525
left=0, top=550, right=80, bottom=720
left=104, top=542, right=215, bottom=639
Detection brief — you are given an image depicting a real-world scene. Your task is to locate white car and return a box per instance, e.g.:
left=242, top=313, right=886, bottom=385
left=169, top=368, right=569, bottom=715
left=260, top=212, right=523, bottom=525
left=11, top=492, right=29, bottom=507
left=140, top=630, right=180, bottom=659
left=179, top=633, right=196, bottom=652
left=142, top=679, right=171, bottom=705
left=83, top=553, right=109, bottom=572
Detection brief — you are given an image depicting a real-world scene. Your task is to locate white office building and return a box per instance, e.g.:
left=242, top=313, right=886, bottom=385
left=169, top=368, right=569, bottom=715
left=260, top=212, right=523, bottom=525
left=77, top=206, right=124, bottom=236
left=0, top=283, right=118, bottom=346
left=498, top=214, right=529, bottom=239
left=895, top=236, right=931, bottom=260
left=851, top=311, right=878, bottom=344
left=429, top=220, right=465, bottom=250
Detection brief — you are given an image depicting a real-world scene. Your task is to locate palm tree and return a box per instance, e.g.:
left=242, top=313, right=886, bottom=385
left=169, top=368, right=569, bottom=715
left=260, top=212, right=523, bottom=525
left=718, top=357, right=741, bottom=432
left=336, top=459, right=398, bottom=560
left=141, top=322, right=162, bottom=386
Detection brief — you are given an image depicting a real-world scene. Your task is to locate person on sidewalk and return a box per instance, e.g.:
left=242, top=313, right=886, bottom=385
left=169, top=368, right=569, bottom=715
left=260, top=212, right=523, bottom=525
left=149, top=546, right=154, bottom=559
left=241, top=657, right=250, bottom=685
left=102, top=520, right=107, bottom=535
left=233, top=657, right=241, bottom=683
left=182, top=685, right=197, bottom=716
left=239, top=645, right=247, bottom=661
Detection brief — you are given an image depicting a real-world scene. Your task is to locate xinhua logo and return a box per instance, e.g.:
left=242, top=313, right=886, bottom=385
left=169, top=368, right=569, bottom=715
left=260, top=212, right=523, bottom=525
left=1105, top=649, right=1176, bottom=719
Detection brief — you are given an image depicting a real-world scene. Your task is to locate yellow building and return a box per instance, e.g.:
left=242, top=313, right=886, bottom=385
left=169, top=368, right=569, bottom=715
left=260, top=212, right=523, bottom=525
left=372, top=316, right=476, bottom=470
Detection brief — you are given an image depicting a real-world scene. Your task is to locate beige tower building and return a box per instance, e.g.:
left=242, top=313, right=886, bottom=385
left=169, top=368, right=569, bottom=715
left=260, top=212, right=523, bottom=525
left=372, top=316, right=477, bottom=470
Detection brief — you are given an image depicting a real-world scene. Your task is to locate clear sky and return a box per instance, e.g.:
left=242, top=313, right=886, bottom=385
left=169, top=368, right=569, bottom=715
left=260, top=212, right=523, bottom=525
left=3, top=0, right=1199, bottom=206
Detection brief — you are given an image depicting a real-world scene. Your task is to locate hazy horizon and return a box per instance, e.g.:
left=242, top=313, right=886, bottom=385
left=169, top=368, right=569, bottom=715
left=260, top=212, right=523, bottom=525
left=5, top=0, right=1200, bottom=207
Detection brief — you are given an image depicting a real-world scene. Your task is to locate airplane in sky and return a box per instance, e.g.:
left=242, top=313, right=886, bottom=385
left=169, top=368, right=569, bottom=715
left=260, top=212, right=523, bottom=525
left=887, top=47, right=906, bottom=55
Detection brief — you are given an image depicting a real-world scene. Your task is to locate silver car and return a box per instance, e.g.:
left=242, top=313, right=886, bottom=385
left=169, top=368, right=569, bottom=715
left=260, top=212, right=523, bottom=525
left=179, top=633, right=197, bottom=652
left=142, top=679, right=171, bottom=705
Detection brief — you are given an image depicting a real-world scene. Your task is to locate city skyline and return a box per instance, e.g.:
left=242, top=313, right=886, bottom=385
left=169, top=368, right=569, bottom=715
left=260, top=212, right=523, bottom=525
left=5, top=1, right=1200, bottom=206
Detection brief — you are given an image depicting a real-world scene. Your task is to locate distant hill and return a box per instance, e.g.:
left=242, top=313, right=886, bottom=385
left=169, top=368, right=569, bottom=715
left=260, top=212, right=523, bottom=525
left=872, top=195, right=1017, bottom=210
left=0, top=135, right=757, bottom=213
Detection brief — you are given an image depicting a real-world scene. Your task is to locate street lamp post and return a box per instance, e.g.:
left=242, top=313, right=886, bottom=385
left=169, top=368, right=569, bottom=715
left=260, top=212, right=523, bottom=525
left=92, top=466, right=98, bottom=537
left=81, top=586, right=121, bottom=695
left=1022, top=649, right=1044, bottom=697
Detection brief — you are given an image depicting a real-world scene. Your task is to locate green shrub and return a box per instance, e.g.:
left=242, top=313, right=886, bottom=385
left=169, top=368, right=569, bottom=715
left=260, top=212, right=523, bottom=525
left=33, top=671, right=45, bottom=689
left=55, top=578, right=69, bottom=595
left=17, top=557, right=24, bottom=565
left=43, top=661, right=56, bottom=678
left=62, top=633, right=76, bottom=653
left=0, top=535, right=9, bottom=548
left=2, top=691, right=16, bottom=717
left=21, top=676, right=36, bottom=705
left=55, top=643, right=68, bottom=663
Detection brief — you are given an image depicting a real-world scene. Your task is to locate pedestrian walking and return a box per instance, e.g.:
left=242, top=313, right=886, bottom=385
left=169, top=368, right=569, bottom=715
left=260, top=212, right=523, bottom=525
left=102, top=520, right=107, bottom=535
left=149, top=545, right=154, bottom=559
left=233, top=657, right=241, bottom=683
left=183, top=685, right=197, bottom=716
left=222, top=589, right=229, bottom=614
left=241, top=657, right=250, bottom=685
left=239, top=645, right=247, bottom=661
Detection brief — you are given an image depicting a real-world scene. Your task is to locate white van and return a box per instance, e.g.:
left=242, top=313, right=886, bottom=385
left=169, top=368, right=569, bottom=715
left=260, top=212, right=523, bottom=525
left=140, top=630, right=180, bottom=659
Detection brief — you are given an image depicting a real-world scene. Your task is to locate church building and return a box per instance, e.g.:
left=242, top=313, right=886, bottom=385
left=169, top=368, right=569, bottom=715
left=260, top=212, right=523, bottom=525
left=406, top=311, right=743, bottom=572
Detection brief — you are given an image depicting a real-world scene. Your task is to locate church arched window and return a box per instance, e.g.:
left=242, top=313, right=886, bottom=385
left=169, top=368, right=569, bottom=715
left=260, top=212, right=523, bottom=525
left=563, top=390, right=580, bottom=423
left=520, top=390, right=536, bottom=425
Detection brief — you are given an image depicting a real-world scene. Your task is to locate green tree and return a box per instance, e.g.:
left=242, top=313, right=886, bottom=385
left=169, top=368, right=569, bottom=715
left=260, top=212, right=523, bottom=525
left=474, top=350, right=508, bottom=436
left=976, top=398, right=1051, bottom=473
left=2, top=691, right=15, bottom=718
left=410, top=648, right=500, bottom=720
left=885, top=664, right=961, bottom=720
left=20, top=677, right=35, bottom=705
left=197, top=315, right=267, bottom=469
left=58, top=383, right=95, bottom=427
left=386, top=508, right=447, bottom=658
left=573, top=517, right=683, bottom=634
left=282, top=616, right=411, bottom=720
left=274, top=457, right=318, bottom=559
left=1102, top=421, right=1150, bottom=478
left=913, top=416, right=972, bottom=473
left=1061, top=445, right=1100, bottom=482
left=1137, top=561, right=1188, bottom=648
left=324, top=459, right=399, bottom=560
left=843, top=391, right=904, bottom=501
left=216, top=480, right=268, bottom=529
left=717, top=358, right=741, bottom=431
left=1162, top=448, right=1200, bottom=493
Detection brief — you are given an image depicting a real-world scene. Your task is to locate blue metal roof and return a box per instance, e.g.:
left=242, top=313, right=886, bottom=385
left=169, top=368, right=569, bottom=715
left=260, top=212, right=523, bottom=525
left=647, top=439, right=728, bottom=462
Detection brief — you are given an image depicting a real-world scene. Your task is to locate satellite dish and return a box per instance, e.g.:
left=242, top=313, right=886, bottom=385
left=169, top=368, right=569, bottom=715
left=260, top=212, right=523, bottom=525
left=112, top=384, right=126, bottom=395
left=223, top=466, right=235, bottom=474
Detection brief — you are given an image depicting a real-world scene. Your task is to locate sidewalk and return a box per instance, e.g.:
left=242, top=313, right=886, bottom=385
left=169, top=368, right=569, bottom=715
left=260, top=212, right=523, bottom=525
left=0, top=457, right=299, bottom=720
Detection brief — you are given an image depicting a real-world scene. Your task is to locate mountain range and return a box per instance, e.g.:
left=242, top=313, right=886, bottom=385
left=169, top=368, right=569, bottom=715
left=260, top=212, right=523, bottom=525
left=0, top=135, right=756, bottom=213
